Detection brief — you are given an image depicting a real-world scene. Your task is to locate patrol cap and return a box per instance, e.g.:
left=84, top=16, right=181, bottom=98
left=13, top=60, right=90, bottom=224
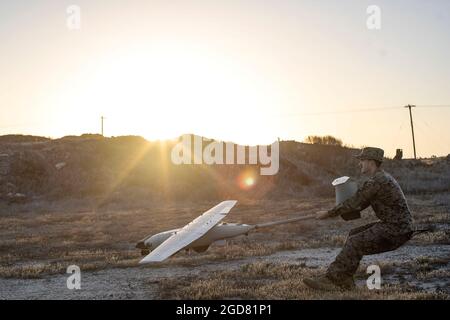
left=355, top=147, right=384, bottom=162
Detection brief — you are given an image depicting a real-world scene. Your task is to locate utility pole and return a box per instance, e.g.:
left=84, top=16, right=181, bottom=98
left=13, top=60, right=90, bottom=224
left=404, top=105, right=416, bottom=159
left=101, top=116, right=105, bottom=136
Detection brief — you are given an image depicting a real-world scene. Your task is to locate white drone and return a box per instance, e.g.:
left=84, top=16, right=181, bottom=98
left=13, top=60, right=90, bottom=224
left=136, top=200, right=315, bottom=264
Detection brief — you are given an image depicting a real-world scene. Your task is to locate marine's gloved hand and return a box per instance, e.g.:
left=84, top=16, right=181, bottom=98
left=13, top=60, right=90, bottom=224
left=316, top=210, right=332, bottom=220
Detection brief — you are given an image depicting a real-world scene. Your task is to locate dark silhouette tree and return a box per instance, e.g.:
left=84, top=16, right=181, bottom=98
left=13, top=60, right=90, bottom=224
left=304, top=135, right=343, bottom=146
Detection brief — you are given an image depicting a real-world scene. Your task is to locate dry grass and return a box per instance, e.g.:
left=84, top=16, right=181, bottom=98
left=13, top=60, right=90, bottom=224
left=0, top=198, right=326, bottom=278
left=1, top=193, right=449, bottom=302
left=0, top=249, right=140, bottom=278
left=158, top=262, right=449, bottom=300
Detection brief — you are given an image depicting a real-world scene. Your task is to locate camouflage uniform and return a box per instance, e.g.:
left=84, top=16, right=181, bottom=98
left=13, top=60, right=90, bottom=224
left=325, top=148, right=415, bottom=284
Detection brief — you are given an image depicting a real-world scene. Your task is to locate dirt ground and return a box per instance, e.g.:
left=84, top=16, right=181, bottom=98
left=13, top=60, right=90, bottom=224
left=0, top=194, right=449, bottom=299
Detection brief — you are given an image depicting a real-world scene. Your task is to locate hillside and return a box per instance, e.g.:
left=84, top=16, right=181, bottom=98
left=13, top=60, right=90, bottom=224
left=0, top=134, right=449, bottom=205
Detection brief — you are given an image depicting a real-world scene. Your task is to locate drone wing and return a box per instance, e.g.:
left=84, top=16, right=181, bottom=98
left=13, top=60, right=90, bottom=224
left=139, top=200, right=237, bottom=264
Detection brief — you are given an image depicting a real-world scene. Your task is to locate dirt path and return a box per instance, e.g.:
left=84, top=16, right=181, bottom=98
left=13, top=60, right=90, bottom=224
left=1, top=244, right=449, bottom=299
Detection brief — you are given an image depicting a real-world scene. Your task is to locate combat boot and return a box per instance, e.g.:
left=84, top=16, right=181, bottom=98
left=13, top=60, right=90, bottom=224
left=337, top=277, right=355, bottom=290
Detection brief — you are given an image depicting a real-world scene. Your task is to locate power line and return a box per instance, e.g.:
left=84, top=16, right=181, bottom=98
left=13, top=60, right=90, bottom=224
left=276, top=106, right=403, bottom=117
left=277, top=105, right=450, bottom=118
left=274, top=104, right=450, bottom=118
left=415, top=105, right=450, bottom=108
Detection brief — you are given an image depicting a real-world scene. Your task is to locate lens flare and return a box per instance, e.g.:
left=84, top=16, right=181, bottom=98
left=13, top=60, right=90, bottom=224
left=238, top=170, right=257, bottom=190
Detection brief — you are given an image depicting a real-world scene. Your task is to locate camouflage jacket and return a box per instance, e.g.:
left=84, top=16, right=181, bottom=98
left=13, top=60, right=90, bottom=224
left=328, top=169, right=415, bottom=235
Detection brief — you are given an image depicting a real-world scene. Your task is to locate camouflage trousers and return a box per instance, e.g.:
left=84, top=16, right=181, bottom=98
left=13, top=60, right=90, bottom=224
left=326, top=222, right=413, bottom=283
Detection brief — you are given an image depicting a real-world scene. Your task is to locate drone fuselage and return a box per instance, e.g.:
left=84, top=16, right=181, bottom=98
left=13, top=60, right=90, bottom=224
left=136, top=223, right=253, bottom=255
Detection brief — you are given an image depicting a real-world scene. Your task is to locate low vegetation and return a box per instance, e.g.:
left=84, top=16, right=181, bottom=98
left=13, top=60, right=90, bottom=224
left=158, top=261, right=449, bottom=300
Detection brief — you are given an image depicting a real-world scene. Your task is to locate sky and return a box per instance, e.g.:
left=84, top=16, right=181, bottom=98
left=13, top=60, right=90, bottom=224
left=1, top=0, right=450, bottom=158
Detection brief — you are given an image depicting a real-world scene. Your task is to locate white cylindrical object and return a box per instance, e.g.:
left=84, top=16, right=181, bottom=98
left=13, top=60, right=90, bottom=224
left=332, top=176, right=358, bottom=205
left=331, top=176, right=360, bottom=221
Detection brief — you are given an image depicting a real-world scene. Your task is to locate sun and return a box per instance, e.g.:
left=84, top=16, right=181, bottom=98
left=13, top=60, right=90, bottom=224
left=52, top=43, right=281, bottom=143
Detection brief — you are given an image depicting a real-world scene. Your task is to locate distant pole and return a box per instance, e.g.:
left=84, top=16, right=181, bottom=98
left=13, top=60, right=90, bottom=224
left=101, top=116, right=105, bottom=136
left=404, top=105, right=416, bottom=159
